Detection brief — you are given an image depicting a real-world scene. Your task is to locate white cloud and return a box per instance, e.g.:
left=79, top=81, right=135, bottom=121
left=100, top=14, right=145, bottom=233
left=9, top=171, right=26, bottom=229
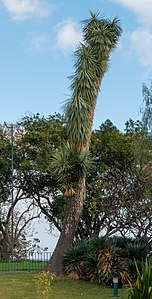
left=112, top=0, right=152, bottom=27
left=130, top=30, right=152, bottom=66
left=55, top=20, right=82, bottom=53
left=112, top=0, right=152, bottom=67
left=2, top=0, right=53, bottom=20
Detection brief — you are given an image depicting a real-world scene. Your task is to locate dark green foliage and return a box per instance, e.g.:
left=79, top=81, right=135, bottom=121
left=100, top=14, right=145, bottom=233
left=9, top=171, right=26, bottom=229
left=91, top=119, right=134, bottom=172
left=65, top=12, right=122, bottom=145
left=126, top=237, right=151, bottom=260
left=142, top=82, right=152, bottom=135
left=15, top=113, right=67, bottom=197
left=64, top=236, right=152, bottom=286
left=85, top=239, right=130, bottom=285
left=50, top=142, right=90, bottom=193
left=49, top=195, right=67, bottom=227
left=108, top=236, right=132, bottom=257
left=85, top=252, right=98, bottom=280
left=125, top=238, right=152, bottom=279
left=89, top=236, right=107, bottom=253
left=0, top=128, right=12, bottom=202
left=109, top=236, right=132, bottom=249
left=128, top=259, right=152, bottom=299
left=64, top=239, right=90, bottom=278
left=18, top=113, right=66, bottom=171
left=109, top=237, right=151, bottom=279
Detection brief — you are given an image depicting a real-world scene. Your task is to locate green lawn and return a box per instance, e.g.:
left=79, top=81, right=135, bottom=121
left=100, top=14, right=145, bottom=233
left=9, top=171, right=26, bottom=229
left=0, top=272, right=129, bottom=299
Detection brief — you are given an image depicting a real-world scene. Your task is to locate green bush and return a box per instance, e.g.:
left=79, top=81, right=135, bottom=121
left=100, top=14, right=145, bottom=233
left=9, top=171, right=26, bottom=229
left=128, top=258, right=152, bottom=299
left=89, top=236, right=108, bottom=253
left=126, top=237, right=151, bottom=279
left=64, top=239, right=89, bottom=278
left=86, top=247, right=130, bottom=285
left=63, top=236, right=152, bottom=286
left=126, top=237, right=151, bottom=260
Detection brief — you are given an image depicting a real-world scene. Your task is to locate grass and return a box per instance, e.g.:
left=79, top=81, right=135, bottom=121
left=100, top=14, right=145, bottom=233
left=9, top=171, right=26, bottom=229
left=0, top=272, right=129, bottom=299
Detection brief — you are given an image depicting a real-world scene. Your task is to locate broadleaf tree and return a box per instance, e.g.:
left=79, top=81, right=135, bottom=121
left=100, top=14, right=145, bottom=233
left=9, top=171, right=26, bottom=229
left=0, top=113, right=66, bottom=258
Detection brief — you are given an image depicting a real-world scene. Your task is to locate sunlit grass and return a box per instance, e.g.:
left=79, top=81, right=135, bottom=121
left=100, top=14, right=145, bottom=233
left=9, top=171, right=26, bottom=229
left=0, top=272, right=128, bottom=299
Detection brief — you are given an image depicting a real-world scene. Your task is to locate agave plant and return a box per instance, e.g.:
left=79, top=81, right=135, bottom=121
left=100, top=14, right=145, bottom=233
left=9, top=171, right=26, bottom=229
left=86, top=246, right=130, bottom=286
left=89, top=236, right=108, bottom=254
left=97, top=248, right=130, bottom=286
left=64, top=239, right=89, bottom=278
left=109, top=236, right=132, bottom=257
left=128, top=258, right=152, bottom=299
left=85, top=251, right=98, bottom=282
left=50, top=142, right=90, bottom=196
left=126, top=237, right=151, bottom=279
left=126, top=237, right=151, bottom=260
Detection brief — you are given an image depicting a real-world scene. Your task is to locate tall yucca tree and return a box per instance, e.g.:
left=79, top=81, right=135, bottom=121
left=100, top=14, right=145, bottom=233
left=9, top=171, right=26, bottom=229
left=46, top=12, right=122, bottom=275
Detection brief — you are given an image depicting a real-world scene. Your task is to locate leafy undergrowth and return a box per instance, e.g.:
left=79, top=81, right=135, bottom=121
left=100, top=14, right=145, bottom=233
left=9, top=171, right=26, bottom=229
left=0, top=272, right=128, bottom=299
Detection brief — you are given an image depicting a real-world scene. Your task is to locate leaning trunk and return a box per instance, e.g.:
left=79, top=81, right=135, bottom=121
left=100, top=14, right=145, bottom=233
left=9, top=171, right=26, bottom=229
left=46, top=100, right=96, bottom=275
left=46, top=13, right=122, bottom=275
left=46, top=99, right=96, bottom=275
left=46, top=177, right=86, bottom=275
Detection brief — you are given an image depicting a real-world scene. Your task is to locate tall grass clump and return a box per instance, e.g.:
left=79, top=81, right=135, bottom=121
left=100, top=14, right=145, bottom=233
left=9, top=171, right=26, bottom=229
left=128, top=258, right=152, bottom=299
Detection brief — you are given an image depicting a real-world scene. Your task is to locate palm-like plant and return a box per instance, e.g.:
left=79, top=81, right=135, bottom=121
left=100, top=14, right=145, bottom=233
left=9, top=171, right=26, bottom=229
left=125, top=237, right=151, bottom=279
left=66, top=13, right=122, bottom=149
left=89, top=236, right=108, bottom=253
left=86, top=247, right=130, bottom=285
left=126, top=237, right=151, bottom=260
left=46, top=12, right=122, bottom=275
left=50, top=142, right=90, bottom=196
left=128, top=258, right=152, bottom=299
left=64, top=239, right=89, bottom=279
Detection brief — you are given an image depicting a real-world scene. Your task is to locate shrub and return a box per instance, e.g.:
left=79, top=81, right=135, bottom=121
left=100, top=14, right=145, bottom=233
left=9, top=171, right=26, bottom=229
left=128, top=258, right=152, bottom=299
left=64, top=239, right=89, bottom=278
left=63, top=236, right=151, bottom=286
left=89, top=236, right=107, bottom=254
left=86, top=247, right=130, bottom=286
left=34, top=270, right=56, bottom=299
left=126, top=237, right=151, bottom=260
left=126, top=237, right=151, bottom=279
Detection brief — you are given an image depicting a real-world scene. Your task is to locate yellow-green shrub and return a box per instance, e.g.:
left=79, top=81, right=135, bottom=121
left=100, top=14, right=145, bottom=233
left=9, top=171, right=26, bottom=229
left=34, top=270, right=56, bottom=299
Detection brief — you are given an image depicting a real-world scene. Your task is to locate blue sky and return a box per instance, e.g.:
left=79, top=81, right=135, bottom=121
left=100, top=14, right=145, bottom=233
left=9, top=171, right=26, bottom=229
left=0, top=0, right=152, bottom=133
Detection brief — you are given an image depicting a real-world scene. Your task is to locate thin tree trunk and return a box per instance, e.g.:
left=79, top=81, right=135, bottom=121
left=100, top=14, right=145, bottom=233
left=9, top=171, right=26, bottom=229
left=46, top=177, right=86, bottom=275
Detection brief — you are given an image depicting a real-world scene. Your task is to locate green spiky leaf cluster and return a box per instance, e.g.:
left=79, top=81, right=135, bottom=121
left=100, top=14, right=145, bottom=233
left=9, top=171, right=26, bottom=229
left=51, top=12, right=122, bottom=198
left=50, top=142, right=90, bottom=192
left=65, top=12, right=122, bottom=145
left=128, top=259, right=152, bottom=299
left=64, top=237, right=151, bottom=286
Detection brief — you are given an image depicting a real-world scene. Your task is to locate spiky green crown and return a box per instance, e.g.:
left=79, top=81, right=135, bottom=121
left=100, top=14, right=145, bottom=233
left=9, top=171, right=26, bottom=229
left=65, top=12, right=122, bottom=146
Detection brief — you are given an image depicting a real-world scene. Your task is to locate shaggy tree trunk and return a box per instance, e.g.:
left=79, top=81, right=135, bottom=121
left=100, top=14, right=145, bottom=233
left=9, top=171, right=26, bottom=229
left=46, top=84, right=99, bottom=276
left=46, top=177, right=86, bottom=275
left=46, top=13, right=122, bottom=276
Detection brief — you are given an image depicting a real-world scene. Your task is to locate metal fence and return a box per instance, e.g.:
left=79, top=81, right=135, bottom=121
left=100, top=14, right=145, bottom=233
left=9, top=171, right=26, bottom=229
left=0, top=251, right=52, bottom=272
